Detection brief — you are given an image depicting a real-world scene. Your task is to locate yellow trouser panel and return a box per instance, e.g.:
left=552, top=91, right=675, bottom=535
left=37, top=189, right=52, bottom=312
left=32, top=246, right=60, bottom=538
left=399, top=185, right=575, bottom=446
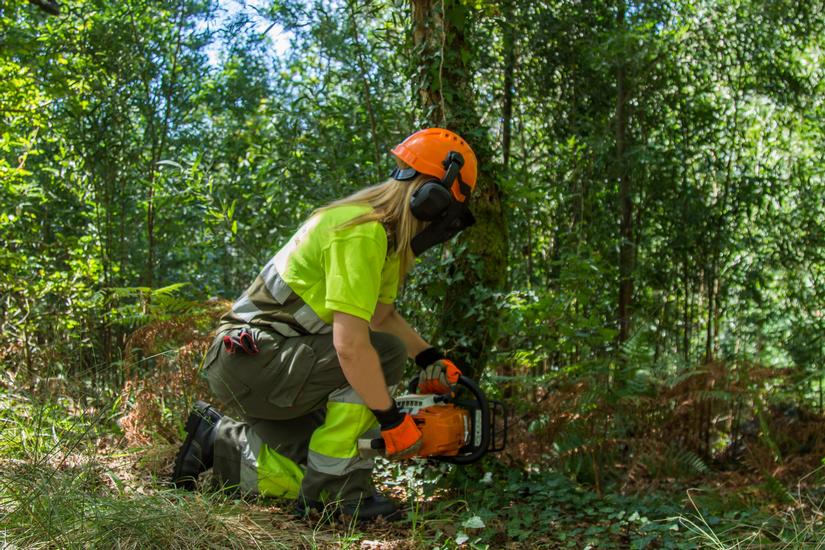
left=238, top=429, right=304, bottom=498
left=307, top=398, right=378, bottom=476
left=257, top=444, right=304, bottom=498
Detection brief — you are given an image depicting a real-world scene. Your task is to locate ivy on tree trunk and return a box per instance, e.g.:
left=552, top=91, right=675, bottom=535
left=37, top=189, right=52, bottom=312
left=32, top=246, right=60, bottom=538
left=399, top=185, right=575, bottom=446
left=410, top=0, right=508, bottom=376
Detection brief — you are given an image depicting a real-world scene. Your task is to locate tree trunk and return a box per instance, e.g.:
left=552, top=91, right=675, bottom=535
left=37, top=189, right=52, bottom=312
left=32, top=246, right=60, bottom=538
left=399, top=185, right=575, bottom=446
left=616, top=3, right=634, bottom=345
left=683, top=260, right=691, bottom=362
left=131, top=1, right=186, bottom=290
left=500, top=0, right=516, bottom=396
left=347, top=0, right=383, bottom=183
left=704, top=266, right=714, bottom=363
left=501, top=0, right=515, bottom=172
left=410, top=0, right=508, bottom=377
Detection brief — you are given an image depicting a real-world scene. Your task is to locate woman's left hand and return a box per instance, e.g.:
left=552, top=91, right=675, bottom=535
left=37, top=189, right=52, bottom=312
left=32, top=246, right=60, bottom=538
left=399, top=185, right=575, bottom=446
left=415, top=347, right=461, bottom=394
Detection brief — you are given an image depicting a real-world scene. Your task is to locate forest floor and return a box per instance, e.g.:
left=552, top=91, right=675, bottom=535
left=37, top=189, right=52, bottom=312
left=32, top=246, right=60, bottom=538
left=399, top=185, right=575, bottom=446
left=1, top=380, right=824, bottom=549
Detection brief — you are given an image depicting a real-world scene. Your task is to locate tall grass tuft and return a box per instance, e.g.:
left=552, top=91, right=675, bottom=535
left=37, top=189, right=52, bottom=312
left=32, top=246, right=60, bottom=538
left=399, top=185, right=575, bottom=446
left=680, top=471, right=825, bottom=549
left=0, top=388, right=299, bottom=549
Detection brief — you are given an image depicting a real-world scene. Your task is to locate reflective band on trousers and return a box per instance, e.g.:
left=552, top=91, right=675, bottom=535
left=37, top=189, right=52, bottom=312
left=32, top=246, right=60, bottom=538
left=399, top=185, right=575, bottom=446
left=307, top=387, right=379, bottom=476
left=238, top=429, right=304, bottom=498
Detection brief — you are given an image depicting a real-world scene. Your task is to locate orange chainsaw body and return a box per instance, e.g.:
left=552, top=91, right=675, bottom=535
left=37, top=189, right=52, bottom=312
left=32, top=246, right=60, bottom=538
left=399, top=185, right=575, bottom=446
left=411, top=404, right=469, bottom=457
left=357, top=376, right=506, bottom=463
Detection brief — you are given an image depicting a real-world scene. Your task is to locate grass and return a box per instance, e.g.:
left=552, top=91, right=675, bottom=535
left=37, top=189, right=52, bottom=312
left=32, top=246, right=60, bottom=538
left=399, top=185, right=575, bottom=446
left=0, top=387, right=413, bottom=548
left=680, top=473, right=825, bottom=549
left=2, top=466, right=283, bottom=548
left=1, top=384, right=824, bottom=549
left=0, top=388, right=296, bottom=549
left=0, top=386, right=477, bottom=548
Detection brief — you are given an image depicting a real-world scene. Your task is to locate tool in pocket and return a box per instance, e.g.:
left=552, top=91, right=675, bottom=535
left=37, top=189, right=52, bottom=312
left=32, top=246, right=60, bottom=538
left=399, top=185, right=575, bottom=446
left=222, top=328, right=259, bottom=355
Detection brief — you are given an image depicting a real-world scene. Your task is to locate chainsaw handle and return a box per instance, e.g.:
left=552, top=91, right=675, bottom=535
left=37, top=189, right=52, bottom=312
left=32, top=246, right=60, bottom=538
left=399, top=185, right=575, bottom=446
left=405, top=373, right=474, bottom=397
left=441, top=374, right=491, bottom=465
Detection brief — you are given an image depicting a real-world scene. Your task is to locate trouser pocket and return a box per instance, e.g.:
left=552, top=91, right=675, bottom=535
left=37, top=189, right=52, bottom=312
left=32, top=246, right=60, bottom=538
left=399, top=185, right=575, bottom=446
left=206, top=337, right=253, bottom=411
left=207, top=327, right=277, bottom=414
left=207, top=328, right=317, bottom=419
left=267, top=342, right=315, bottom=408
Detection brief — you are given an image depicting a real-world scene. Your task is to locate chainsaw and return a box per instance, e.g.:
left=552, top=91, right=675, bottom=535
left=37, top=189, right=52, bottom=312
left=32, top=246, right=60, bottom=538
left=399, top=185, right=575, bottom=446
left=358, top=375, right=507, bottom=464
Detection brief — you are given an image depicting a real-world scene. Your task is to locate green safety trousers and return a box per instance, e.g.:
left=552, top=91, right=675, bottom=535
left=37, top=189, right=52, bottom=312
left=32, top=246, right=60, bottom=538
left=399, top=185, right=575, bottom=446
left=203, top=325, right=406, bottom=504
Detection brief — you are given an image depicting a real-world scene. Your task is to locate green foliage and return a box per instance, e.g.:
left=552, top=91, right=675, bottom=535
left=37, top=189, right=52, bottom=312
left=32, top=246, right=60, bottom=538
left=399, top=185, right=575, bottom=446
left=424, top=466, right=695, bottom=549
left=2, top=0, right=825, bottom=545
left=3, top=0, right=821, bottom=394
left=109, top=283, right=198, bottom=328
left=680, top=472, right=825, bottom=548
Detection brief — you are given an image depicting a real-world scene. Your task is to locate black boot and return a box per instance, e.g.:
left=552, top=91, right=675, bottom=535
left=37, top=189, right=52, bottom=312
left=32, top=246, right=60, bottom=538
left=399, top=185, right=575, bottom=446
left=341, top=494, right=403, bottom=522
left=171, top=401, right=223, bottom=490
left=295, top=493, right=403, bottom=523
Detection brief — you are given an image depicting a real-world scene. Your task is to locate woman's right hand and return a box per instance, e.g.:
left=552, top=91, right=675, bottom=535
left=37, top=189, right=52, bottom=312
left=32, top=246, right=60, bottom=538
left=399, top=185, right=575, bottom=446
left=371, top=402, right=423, bottom=459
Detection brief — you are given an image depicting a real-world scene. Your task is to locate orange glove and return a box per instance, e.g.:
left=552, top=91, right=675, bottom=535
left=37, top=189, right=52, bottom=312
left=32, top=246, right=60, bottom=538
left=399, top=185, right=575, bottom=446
left=415, top=347, right=462, bottom=394
left=371, top=402, right=423, bottom=459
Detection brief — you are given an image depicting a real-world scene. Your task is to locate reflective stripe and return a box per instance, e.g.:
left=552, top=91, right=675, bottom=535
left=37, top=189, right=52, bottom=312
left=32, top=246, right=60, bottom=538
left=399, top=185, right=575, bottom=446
left=294, top=303, right=331, bottom=334
left=261, top=262, right=293, bottom=305
left=269, top=321, right=301, bottom=337
left=222, top=259, right=334, bottom=335
left=273, top=216, right=321, bottom=275
left=231, top=294, right=262, bottom=322
left=362, top=425, right=380, bottom=440
left=307, top=449, right=372, bottom=475
left=328, top=385, right=365, bottom=405
left=239, top=429, right=262, bottom=493
left=307, top=401, right=378, bottom=475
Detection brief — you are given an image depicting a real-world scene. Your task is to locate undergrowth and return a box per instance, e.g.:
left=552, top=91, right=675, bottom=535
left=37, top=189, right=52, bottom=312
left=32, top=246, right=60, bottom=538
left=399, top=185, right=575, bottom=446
left=2, top=382, right=825, bottom=549
left=0, top=388, right=253, bottom=548
left=1, top=350, right=824, bottom=548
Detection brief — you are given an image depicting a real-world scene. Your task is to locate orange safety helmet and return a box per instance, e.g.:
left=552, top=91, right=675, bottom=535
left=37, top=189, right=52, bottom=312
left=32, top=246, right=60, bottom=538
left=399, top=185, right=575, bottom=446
left=390, top=128, right=477, bottom=203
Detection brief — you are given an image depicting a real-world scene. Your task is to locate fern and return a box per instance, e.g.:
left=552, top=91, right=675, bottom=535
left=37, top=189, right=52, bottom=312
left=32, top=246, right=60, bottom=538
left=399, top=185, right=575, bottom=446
left=695, top=389, right=737, bottom=402
left=666, top=445, right=710, bottom=476
left=109, top=283, right=197, bottom=327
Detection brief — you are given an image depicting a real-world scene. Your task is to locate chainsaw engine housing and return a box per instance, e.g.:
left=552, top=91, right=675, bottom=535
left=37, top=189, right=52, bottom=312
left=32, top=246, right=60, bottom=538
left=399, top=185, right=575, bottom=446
left=397, top=395, right=470, bottom=457
left=358, top=375, right=507, bottom=464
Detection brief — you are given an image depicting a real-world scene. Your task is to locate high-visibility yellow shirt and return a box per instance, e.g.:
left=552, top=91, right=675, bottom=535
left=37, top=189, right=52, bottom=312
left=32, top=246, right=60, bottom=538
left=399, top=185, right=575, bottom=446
left=274, top=204, right=400, bottom=323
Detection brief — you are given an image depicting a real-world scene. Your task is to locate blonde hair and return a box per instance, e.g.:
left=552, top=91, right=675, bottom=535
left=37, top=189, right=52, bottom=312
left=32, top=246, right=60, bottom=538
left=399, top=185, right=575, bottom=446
left=313, top=175, right=429, bottom=278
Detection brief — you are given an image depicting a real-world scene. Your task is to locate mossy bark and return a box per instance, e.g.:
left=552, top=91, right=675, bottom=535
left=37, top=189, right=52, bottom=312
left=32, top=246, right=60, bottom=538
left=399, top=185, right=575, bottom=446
left=411, top=0, right=508, bottom=376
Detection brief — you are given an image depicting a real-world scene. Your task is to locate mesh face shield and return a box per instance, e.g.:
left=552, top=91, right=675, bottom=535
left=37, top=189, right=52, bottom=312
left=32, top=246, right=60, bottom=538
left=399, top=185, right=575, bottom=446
left=410, top=200, right=476, bottom=256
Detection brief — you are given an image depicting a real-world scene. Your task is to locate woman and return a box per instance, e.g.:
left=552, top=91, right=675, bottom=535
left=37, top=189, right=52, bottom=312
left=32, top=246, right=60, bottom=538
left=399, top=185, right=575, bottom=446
left=172, top=128, right=478, bottom=522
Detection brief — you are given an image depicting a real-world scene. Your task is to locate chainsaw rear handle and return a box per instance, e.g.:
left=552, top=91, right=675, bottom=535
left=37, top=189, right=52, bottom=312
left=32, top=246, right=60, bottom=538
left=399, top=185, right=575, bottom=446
left=439, top=374, right=491, bottom=465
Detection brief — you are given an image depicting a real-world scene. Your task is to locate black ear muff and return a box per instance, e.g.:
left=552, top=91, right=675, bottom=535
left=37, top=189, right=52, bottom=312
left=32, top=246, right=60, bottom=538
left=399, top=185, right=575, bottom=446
left=410, top=179, right=452, bottom=221
left=408, top=150, right=466, bottom=222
